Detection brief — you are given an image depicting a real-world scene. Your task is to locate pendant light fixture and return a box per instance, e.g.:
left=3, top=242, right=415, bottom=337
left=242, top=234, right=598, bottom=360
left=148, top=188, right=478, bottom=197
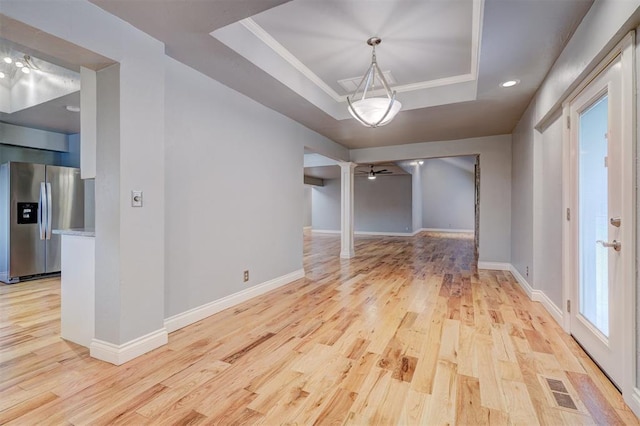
left=347, top=37, right=402, bottom=128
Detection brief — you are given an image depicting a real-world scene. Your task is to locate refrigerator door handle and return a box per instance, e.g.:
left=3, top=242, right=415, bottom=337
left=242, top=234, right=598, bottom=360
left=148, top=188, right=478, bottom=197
left=39, top=182, right=46, bottom=240
left=46, top=182, right=52, bottom=240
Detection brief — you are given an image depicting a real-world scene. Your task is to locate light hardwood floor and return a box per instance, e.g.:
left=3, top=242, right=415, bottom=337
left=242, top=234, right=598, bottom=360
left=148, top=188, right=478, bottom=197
left=0, top=231, right=638, bottom=424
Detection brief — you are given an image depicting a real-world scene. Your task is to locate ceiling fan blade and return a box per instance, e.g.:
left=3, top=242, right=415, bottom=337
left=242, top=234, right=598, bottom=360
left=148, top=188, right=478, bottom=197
left=378, top=171, right=392, bottom=174
left=375, top=169, right=389, bottom=173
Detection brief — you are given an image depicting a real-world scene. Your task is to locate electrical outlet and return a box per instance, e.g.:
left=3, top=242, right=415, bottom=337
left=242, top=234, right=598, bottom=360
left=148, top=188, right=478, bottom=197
left=243, top=270, right=249, bottom=282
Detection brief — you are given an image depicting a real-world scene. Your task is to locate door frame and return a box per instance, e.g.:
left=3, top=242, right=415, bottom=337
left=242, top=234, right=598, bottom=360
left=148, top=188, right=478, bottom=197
left=562, top=31, right=636, bottom=411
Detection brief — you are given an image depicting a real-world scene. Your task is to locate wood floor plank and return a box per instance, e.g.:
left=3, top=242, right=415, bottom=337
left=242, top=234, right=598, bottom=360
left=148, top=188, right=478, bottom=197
left=0, top=231, right=636, bottom=425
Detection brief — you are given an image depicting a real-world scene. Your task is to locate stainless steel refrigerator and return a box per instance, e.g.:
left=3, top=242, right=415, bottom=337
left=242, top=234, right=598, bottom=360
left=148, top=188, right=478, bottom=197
left=0, top=162, right=84, bottom=283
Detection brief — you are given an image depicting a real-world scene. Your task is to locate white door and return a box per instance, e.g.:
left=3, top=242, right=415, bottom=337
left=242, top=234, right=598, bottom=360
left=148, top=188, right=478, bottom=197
left=568, top=55, right=623, bottom=388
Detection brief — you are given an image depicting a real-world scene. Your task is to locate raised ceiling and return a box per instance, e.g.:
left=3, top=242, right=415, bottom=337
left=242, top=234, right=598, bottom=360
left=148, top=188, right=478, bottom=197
left=0, top=16, right=115, bottom=134
left=211, top=0, right=481, bottom=121
left=90, top=0, right=592, bottom=149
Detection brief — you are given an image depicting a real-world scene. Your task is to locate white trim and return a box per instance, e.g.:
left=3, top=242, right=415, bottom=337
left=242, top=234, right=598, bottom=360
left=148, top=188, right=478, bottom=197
left=562, top=103, right=572, bottom=332
left=240, top=18, right=342, bottom=102
left=238, top=0, right=483, bottom=103
left=164, top=269, right=305, bottom=334
left=311, top=229, right=340, bottom=234
left=421, top=228, right=474, bottom=234
left=531, top=289, right=564, bottom=325
left=477, top=263, right=564, bottom=326
left=90, top=328, right=168, bottom=366
left=313, top=229, right=421, bottom=237
left=477, top=261, right=510, bottom=271
left=303, top=226, right=312, bottom=231
left=629, top=388, right=640, bottom=420
left=509, top=265, right=564, bottom=326
left=562, top=32, right=636, bottom=402
left=508, top=264, right=534, bottom=297
left=355, top=231, right=414, bottom=237
left=619, top=31, right=637, bottom=418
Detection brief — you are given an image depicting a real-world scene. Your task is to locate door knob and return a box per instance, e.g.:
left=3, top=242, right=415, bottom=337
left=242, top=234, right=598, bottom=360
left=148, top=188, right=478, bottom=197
left=596, top=240, right=621, bottom=251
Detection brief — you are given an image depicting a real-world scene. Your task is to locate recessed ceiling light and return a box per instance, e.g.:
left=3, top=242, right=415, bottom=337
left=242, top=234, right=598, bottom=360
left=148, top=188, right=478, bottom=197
left=14, top=61, right=24, bottom=68
left=3, top=57, right=11, bottom=64
left=0, top=72, right=4, bottom=79
left=65, top=105, right=81, bottom=112
left=21, top=67, right=30, bottom=74
left=500, top=79, right=519, bottom=88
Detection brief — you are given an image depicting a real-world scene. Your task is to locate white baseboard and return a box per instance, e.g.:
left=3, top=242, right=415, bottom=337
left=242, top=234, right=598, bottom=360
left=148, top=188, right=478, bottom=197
left=531, top=288, right=564, bottom=325
left=477, top=262, right=564, bottom=326
left=628, top=388, right=640, bottom=420
left=507, top=264, right=534, bottom=297
left=508, top=264, right=563, bottom=325
left=422, top=228, right=474, bottom=233
left=90, top=328, right=168, bottom=365
left=303, top=226, right=312, bottom=231
left=164, top=268, right=305, bottom=334
left=355, top=231, right=414, bottom=237
left=312, top=229, right=414, bottom=237
left=477, top=261, right=510, bottom=271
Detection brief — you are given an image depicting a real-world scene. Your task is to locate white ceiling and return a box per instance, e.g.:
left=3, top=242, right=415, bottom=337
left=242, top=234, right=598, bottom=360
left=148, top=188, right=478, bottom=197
left=0, top=16, right=114, bottom=135
left=7, top=0, right=590, bottom=147
left=88, top=0, right=592, bottom=149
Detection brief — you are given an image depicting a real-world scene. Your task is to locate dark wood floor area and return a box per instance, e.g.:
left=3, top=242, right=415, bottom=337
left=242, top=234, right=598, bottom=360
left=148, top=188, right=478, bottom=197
left=0, top=231, right=638, bottom=424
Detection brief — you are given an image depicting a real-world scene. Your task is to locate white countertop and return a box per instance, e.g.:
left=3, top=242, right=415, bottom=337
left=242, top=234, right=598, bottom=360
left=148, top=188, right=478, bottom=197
left=53, top=228, right=95, bottom=237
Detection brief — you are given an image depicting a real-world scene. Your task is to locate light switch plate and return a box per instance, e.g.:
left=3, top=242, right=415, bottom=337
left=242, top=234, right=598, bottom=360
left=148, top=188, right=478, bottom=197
left=131, top=190, right=143, bottom=207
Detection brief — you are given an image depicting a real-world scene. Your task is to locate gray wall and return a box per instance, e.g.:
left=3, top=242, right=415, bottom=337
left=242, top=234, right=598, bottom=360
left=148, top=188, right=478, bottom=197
left=303, top=185, right=312, bottom=228
left=511, top=2, right=640, bottom=304
left=410, top=164, right=423, bottom=233
left=311, top=175, right=413, bottom=234
left=5, top=0, right=170, bottom=346
left=422, top=157, right=475, bottom=231
left=534, top=116, right=563, bottom=308
left=311, top=179, right=341, bottom=231
left=355, top=175, right=412, bottom=233
left=511, top=102, right=535, bottom=284
left=164, top=56, right=338, bottom=318
left=351, top=135, right=511, bottom=263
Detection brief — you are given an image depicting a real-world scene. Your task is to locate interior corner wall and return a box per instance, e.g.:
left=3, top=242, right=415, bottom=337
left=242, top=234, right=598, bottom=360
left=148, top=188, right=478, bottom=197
left=636, top=23, right=640, bottom=390
left=311, top=179, right=341, bottom=231
left=511, top=101, right=536, bottom=284
left=355, top=175, right=412, bottom=233
left=351, top=135, right=512, bottom=263
left=311, top=175, right=412, bottom=234
left=164, top=56, right=340, bottom=318
left=534, top=115, right=563, bottom=308
left=410, top=165, right=423, bottom=233
left=3, top=0, right=167, bottom=346
left=303, top=185, right=312, bottom=228
left=512, top=1, right=640, bottom=304
left=421, top=157, right=475, bottom=231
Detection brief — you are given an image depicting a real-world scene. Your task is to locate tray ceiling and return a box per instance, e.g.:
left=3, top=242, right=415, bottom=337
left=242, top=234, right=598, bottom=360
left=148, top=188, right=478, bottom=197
left=87, top=0, right=593, bottom=149
left=211, top=0, right=482, bottom=119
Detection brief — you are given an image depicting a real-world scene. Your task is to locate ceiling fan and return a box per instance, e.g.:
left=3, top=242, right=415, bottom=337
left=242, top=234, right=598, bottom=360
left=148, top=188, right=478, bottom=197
left=357, top=164, right=392, bottom=180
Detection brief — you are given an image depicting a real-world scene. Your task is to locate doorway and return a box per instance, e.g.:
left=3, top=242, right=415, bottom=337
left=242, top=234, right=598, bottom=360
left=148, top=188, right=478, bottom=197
left=565, top=38, right=633, bottom=390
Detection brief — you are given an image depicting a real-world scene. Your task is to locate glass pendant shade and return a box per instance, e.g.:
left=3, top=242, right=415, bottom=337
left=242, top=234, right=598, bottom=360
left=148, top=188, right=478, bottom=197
left=348, top=98, right=402, bottom=127
left=347, top=37, right=402, bottom=128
